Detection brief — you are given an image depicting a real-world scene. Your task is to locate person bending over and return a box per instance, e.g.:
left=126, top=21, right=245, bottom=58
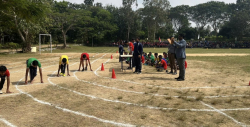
left=57, top=55, right=70, bottom=77
left=78, top=53, right=93, bottom=71
left=25, top=58, right=43, bottom=84
left=0, top=66, right=12, bottom=94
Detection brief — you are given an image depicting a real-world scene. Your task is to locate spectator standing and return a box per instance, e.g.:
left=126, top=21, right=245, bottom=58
left=172, top=34, right=186, bottom=81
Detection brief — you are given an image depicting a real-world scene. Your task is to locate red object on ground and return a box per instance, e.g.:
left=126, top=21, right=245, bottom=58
left=111, top=55, right=113, bottom=59
left=101, top=63, right=104, bottom=71
left=185, top=61, right=187, bottom=69
left=112, top=69, right=116, bottom=79
left=249, top=81, right=250, bottom=86
left=116, top=51, right=118, bottom=53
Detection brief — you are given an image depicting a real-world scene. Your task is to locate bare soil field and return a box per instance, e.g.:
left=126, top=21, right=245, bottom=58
left=0, top=51, right=249, bottom=127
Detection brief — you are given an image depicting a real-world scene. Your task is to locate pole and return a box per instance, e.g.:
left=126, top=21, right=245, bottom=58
left=50, top=35, right=52, bottom=53
left=39, top=35, right=41, bottom=54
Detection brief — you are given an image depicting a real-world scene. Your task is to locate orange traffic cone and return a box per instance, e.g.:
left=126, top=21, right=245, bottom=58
left=112, top=69, right=116, bottom=79
left=116, top=51, right=118, bottom=53
left=101, top=63, right=104, bottom=71
left=111, top=55, right=113, bottom=59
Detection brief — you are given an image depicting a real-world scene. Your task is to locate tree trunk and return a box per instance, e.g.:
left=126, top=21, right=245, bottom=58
left=62, top=32, right=67, bottom=48
left=127, top=25, right=130, bottom=41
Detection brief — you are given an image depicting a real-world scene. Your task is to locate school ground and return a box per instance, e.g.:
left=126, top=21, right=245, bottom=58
left=0, top=46, right=250, bottom=127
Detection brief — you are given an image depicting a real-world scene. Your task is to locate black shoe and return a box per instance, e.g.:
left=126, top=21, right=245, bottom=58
left=177, top=78, right=185, bottom=81
left=175, top=77, right=180, bottom=79
left=85, top=67, right=87, bottom=71
left=82, top=69, right=85, bottom=71
left=166, top=70, right=168, bottom=73
left=168, top=71, right=173, bottom=74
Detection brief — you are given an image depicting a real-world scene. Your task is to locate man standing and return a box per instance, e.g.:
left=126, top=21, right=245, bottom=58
left=172, top=34, right=186, bottom=81
left=0, top=66, right=12, bottom=94
left=25, top=58, right=43, bottom=84
left=57, top=55, right=70, bottom=77
left=133, top=37, right=143, bottom=74
left=119, top=42, right=124, bottom=62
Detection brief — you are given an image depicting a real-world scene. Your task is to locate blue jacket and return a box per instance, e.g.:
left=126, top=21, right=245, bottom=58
left=119, top=45, right=123, bottom=55
left=133, top=42, right=143, bottom=56
left=174, top=39, right=186, bottom=59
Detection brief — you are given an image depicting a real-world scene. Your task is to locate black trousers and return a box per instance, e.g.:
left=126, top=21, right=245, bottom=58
left=0, top=76, right=6, bottom=90
left=61, top=64, right=66, bottom=73
left=30, top=66, right=37, bottom=81
left=134, top=55, right=141, bottom=72
left=26, top=60, right=37, bottom=81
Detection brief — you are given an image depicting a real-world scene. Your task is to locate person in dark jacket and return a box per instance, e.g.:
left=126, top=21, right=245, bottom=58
left=119, top=42, right=124, bottom=62
left=133, top=37, right=143, bottom=74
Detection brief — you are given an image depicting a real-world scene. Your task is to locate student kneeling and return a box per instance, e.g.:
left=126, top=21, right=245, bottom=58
left=156, top=55, right=167, bottom=72
left=57, top=55, right=70, bottom=77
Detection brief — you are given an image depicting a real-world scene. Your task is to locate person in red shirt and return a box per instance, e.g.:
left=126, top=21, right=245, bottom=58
left=127, top=39, right=135, bottom=69
left=0, top=66, right=12, bottom=94
left=185, top=61, right=187, bottom=69
left=78, top=53, right=93, bottom=71
left=141, top=55, right=145, bottom=64
left=156, top=55, right=167, bottom=72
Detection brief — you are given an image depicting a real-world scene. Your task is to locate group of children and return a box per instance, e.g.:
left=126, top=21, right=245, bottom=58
left=0, top=53, right=93, bottom=94
left=142, top=52, right=187, bottom=73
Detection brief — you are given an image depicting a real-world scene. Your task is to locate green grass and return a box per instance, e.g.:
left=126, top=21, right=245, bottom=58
left=42, top=45, right=250, bottom=54
left=187, top=55, right=250, bottom=73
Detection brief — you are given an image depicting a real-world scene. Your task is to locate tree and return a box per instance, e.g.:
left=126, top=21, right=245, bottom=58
left=169, top=5, right=190, bottom=32
left=0, top=0, right=50, bottom=52
left=51, top=1, right=84, bottom=48
left=84, top=0, right=94, bottom=6
left=141, top=0, right=171, bottom=41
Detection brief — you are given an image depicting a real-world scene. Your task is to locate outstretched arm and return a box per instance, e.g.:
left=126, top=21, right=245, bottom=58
left=6, top=77, right=12, bottom=93
left=78, top=60, right=82, bottom=71
left=39, top=68, right=43, bottom=83
left=88, top=60, right=92, bottom=71
left=173, top=40, right=186, bottom=48
left=57, top=65, right=61, bottom=77
left=25, top=68, right=29, bottom=84
left=67, top=64, right=70, bottom=76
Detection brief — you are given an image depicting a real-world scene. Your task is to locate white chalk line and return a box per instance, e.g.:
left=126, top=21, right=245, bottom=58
left=91, top=56, right=250, bottom=100
left=66, top=54, right=250, bottom=112
left=46, top=54, right=215, bottom=112
left=0, top=118, right=17, bottom=127
left=200, top=101, right=249, bottom=127
left=15, top=76, right=135, bottom=127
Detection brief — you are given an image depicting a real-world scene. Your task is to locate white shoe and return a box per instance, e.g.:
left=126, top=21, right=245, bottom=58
left=0, top=90, right=2, bottom=94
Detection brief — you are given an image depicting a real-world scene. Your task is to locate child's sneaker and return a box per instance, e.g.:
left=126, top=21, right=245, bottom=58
left=0, top=90, right=2, bottom=94
left=60, top=73, right=63, bottom=76
left=63, top=74, right=66, bottom=77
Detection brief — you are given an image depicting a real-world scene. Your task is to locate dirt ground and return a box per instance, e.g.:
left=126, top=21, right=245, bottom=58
left=0, top=51, right=249, bottom=127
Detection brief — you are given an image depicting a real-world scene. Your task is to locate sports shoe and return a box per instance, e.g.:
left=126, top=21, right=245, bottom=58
left=173, top=72, right=177, bottom=75
left=168, top=71, right=173, bottom=74
left=63, top=74, right=66, bottom=77
left=85, top=67, right=87, bottom=71
left=0, top=90, right=2, bottom=94
left=137, top=72, right=141, bottom=74
left=82, top=69, right=85, bottom=71
left=60, top=73, right=63, bottom=76
left=175, top=77, right=180, bottom=79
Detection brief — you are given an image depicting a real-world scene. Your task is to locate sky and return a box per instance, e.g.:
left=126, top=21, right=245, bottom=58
left=55, top=0, right=236, bottom=8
